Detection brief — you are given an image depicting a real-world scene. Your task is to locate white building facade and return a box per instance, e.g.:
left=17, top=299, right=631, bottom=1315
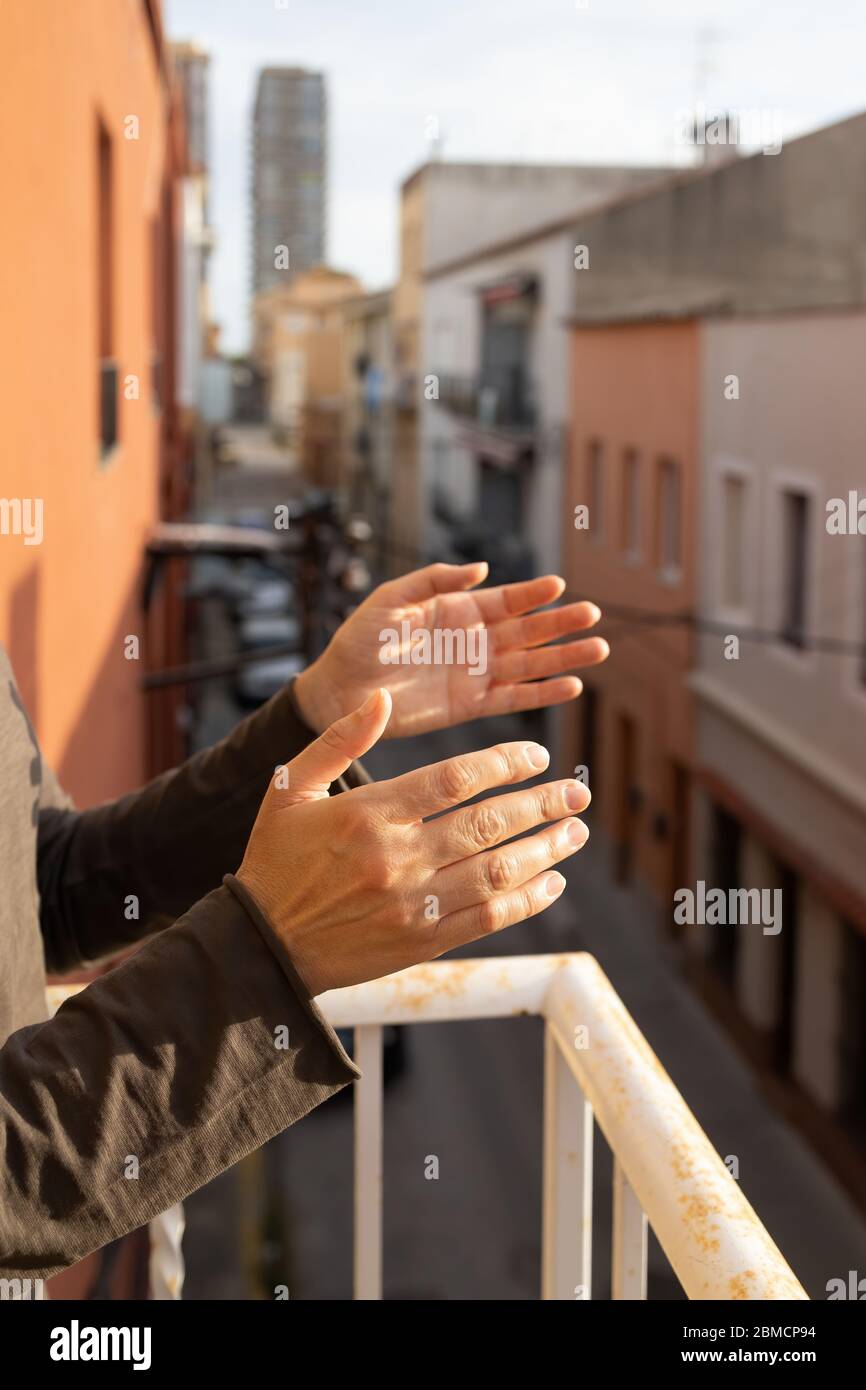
left=690, top=310, right=866, bottom=1148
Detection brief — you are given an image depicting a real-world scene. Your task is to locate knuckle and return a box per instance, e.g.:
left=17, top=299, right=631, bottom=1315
left=338, top=799, right=368, bottom=840
left=416, top=916, right=441, bottom=958
left=395, top=897, right=416, bottom=933
left=478, top=897, right=504, bottom=936
left=364, top=852, right=396, bottom=893
left=438, top=758, right=476, bottom=805
left=492, top=744, right=514, bottom=782
left=319, top=721, right=346, bottom=753
left=468, top=803, right=505, bottom=850
left=340, top=800, right=378, bottom=839
left=485, top=850, right=518, bottom=894
left=518, top=886, right=536, bottom=921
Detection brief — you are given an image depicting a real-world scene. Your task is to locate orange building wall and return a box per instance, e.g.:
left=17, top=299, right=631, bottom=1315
left=0, top=0, right=170, bottom=804
left=563, top=320, right=700, bottom=902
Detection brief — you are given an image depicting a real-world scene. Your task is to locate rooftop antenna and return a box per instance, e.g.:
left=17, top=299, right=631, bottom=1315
left=691, top=25, right=734, bottom=166
left=425, top=114, right=444, bottom=161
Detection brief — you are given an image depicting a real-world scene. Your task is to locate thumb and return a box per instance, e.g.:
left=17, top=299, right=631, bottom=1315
left=276, top=689, right=391, bottom=803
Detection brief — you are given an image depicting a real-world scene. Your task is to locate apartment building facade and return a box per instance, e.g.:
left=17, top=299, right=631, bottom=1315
left=560, top=109, right=866, bottom=1205
left=692, top=311, right=866, bottom=1198
left=251, top=68, right=326, bottom=296
left=563, top=320, right=700, bottom=903
left=393, top=160, right=672, bottom=571
left=339, top=288, right=395, bottom=544
left=252, top=265, right=362, bottom=483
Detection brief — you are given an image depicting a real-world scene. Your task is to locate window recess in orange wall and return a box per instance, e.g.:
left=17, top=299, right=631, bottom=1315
left=621, top=447, right=641, bottom=562
left=655, top=455, right=682, bottom=582
left=587, top=438, right=604, bottom=542
left=97, top=115, right=117, bottom=461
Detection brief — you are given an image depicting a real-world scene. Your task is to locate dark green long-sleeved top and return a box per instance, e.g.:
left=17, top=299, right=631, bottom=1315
left=0, top=645, right=362, bottom=1279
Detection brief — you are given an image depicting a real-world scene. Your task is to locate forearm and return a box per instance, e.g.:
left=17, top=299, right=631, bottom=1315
left=0, top=882, right=358, bottom=1279
left=38, top=678, right=367, bottom=972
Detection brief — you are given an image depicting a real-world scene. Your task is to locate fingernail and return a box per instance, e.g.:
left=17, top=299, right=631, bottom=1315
left=526, top=744, right=549, bottom=769
left=546, top=872, right=566, bottom=897
left=566, top=819, right=588, bottom=846
left=565, top=781, right=589, bottom=810
left=586, top=603, right=602, bottom=623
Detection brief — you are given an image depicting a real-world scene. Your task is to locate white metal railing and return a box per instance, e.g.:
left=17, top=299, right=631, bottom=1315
left=320, top=953, right=809, bottom=1301
left=48, top=952, right=808, bottom=1301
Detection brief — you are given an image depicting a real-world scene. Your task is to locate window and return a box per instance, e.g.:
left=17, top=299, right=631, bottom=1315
left=580, top=684, right=598, bottom=792
left=839, top=918, right=866, bottom=1138
left=97, top=118, right=117, bottom=459
left=721, top=474, right=746, bottom=608
left=621, top=448, right=640, bottom=559
left=587, top=439, right=604, bottom=540
left=780, top=489, right=810, bottom=648
left=656, top=456, right=682, bottom=577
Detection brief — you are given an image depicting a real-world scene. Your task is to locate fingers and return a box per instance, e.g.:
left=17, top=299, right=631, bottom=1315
left=276, top=689, right=391, bottom=802
left=374, top=740, right=550, bottom=822
left=382, top=560, right=488, bottom=605
left=431, top=816, right=589, bottom=917
left=433, top=869, right=568, bottom=955
left=479, top=676, right=584, bottom=717
left=470, top=573, right=565, bottom=623
left=491, top=635, right=609, bottom=684
left=491, top=599, right=603, bottom=654
left=424, top=778, right=591, bottom=867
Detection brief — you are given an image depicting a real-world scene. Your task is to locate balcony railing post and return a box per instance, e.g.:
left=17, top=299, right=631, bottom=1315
left=612, top=1158, right=648, bottom=1300
left=541, top=1024, right=593, bottom=1300
left=149, top=1201, right=186, bottom=1300
left=353, top=1023, right=384, bottom=1300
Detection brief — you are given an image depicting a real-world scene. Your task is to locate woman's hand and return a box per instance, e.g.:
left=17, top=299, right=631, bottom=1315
left=292, top=561, right=609, bottom=739
left=236, top=690, right=590, bottom=996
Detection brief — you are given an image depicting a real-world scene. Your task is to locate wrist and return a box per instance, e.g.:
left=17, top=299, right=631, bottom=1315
left=292, top=663, right=334, bottom=735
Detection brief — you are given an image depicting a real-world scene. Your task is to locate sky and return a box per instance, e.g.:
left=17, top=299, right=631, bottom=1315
left=165, top=0, right=866, bottom=354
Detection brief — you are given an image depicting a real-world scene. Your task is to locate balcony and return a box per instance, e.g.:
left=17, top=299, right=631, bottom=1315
left=47, top=952, right=807, bottom=1301
left=436, top=370, right=537, bottom=435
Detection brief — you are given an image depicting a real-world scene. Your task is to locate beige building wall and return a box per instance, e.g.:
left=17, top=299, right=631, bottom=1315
left=252, top=266, right=361, bottom=442
left=422, top=227, right=574, bottom=575
left=392, top=174, right=426, bottom=559
left=693, top=311, right=866, bottom=1188
left=695, top=312, right=866, bottom=918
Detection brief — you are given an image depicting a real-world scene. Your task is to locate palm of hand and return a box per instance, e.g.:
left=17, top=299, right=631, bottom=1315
left=326, top=589, right=490, bottom=737
left=296, top=563, right=608, bottom=739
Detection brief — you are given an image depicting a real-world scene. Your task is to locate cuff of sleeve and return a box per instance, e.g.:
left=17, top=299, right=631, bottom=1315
left=223, top=871, right=360, bottom=1081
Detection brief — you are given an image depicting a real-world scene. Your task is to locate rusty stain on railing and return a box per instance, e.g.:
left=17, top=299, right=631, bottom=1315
left=48, top=952, right=808, bottom=1301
